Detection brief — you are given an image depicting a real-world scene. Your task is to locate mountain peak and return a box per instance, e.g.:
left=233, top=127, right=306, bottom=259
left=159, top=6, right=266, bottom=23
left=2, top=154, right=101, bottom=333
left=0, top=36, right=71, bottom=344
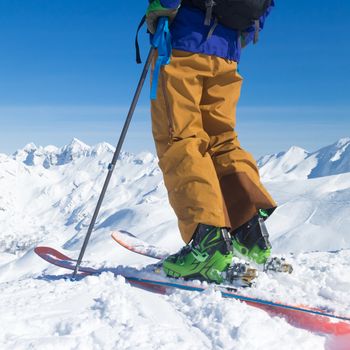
left=57, top=138, right=91, bottom=165
left=335, top=137, right=350, bottom=148
left=92, top=142, right=114, bottom=155
left=22, top=142, right=38, bottom=152
left=65, top=138, right=90, bottom=151
left=283, top=146, right=309, bottom=160
left=286, top=145, right=308, bottom=153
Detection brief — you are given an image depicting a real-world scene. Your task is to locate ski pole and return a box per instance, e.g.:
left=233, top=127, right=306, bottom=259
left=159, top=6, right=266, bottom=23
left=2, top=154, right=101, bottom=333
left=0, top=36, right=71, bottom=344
left=72, top=47, right=156, bottom=279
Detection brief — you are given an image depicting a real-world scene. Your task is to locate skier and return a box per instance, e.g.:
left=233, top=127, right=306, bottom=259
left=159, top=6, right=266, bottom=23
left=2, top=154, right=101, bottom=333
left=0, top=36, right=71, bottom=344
left=146, top=0, right=283, bottom=283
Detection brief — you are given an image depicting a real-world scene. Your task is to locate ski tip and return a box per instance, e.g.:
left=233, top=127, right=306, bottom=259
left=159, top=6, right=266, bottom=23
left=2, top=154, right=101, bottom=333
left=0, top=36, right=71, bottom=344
left=111, top=230, right=138, bottom=240
left=34, top=246, right=75, bottom=261
left=111, top=231, right=135, bottom=251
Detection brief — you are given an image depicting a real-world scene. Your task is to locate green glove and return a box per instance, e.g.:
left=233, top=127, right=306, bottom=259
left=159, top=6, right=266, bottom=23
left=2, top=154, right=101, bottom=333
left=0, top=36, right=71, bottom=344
left=146, top=0, right=179, bottom=34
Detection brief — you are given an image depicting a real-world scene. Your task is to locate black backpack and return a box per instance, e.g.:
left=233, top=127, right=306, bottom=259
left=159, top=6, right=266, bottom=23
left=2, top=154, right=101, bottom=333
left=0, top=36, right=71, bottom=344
left=182, top=0, right=272, bottom=32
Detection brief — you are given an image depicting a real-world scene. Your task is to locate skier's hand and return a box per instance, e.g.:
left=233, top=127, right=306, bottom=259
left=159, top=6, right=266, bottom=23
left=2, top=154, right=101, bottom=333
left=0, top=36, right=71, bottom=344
left=146, top=0, right=179, bottom=34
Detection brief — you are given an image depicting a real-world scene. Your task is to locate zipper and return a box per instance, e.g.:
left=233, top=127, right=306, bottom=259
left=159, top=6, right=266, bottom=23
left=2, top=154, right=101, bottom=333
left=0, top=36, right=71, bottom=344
left=160, top=67, right=175, bottom=145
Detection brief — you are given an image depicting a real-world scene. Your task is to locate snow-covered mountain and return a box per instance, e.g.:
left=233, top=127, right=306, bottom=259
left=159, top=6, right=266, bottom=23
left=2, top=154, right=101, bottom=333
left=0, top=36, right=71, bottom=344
left=12, top=138, right=113, bottom=167
left=0, top=138, right=168, bottom=257
left=0, top=138, right=350, bottom=350
left=1, top=137, right=349, bottom=257
left=258, top=138, right=350, bottom=180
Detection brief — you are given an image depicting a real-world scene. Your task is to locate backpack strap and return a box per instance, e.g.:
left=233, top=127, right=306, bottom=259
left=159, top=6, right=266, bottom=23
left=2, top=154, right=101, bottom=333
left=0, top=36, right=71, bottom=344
left=135, top=15, right=147, bottom=64
left=253, top=20, right=260, bottom=44
left=150, top=17, right=172, bottom=100
left=204, top=0, right=216, bottom=26
left=206, top=17, right=218, bottom=40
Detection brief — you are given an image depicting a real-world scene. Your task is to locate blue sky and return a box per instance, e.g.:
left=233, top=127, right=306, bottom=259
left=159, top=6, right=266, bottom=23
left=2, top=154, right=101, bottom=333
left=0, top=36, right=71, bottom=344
left=0, top=0, right=349, bottom=157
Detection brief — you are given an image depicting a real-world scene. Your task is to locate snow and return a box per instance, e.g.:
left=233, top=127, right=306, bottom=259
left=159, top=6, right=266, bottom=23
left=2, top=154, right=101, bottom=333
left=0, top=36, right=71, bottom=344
left=0, top=138, right=350, bottom=349
left=258, top=138, right=350, bottom=180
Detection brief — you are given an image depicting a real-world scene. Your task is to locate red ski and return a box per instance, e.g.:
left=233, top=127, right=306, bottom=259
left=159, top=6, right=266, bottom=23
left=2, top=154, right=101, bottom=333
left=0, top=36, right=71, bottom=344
left=35, top=243, right=350, bottom=336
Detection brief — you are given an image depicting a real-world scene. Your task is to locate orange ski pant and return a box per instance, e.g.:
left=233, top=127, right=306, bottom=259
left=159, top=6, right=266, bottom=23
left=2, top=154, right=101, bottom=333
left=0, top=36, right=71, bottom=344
left=151, top=50, right=276, bottom=243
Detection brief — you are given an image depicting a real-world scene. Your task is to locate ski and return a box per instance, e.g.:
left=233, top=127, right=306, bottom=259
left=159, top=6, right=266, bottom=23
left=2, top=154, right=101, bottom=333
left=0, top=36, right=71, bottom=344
left=34, top=244, right=350, bottom=336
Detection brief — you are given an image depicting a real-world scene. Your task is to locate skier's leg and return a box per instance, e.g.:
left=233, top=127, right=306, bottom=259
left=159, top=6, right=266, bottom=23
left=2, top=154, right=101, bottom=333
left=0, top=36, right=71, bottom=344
left=200, top=56, right=276, bottom=233
left=197, top=56, right=290, bottom=269
left=151, top=50, right=228, bottom=244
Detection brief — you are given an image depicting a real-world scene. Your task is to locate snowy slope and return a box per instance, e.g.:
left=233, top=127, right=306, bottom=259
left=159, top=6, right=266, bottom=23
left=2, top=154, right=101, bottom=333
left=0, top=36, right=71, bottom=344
left=258, top=138, right=350, bottom=180
left=0, top=139, right=350, bottom=350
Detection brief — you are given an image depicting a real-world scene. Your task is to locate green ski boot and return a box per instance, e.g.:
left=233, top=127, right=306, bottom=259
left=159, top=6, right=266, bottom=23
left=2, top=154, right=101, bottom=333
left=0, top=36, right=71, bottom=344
left=163, top=224, right=233, bottom=284
left=231, top=210, right=293, bottom=274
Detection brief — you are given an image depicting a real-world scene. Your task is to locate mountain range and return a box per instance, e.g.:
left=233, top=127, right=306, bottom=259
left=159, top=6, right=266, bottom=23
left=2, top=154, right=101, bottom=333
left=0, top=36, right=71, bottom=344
left=258, top=137, right=350, bottom=180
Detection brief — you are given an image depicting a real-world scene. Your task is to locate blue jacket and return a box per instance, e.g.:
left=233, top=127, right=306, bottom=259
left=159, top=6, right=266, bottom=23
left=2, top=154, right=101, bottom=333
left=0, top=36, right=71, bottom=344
left=160, top=0, right=274, bottom=62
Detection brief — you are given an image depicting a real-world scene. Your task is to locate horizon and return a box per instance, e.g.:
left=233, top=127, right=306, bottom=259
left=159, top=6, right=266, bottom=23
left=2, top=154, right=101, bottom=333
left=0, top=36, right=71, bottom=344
left=3, top=135, right=350, bottom=160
